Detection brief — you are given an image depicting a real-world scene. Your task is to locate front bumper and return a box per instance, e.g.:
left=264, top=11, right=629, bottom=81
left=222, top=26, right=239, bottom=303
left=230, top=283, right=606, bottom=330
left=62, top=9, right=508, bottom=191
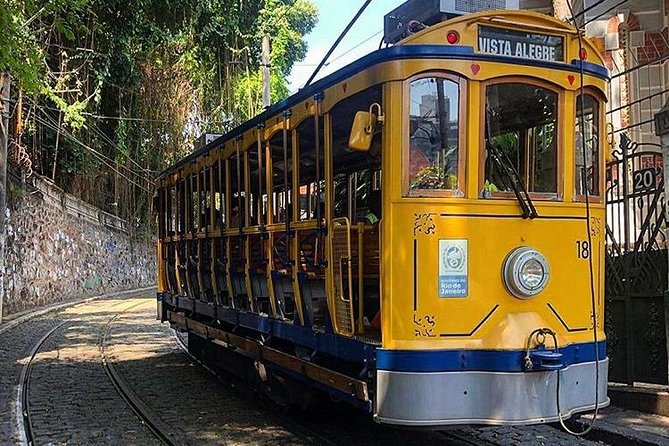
left=375, top=358, right=609, bottom=426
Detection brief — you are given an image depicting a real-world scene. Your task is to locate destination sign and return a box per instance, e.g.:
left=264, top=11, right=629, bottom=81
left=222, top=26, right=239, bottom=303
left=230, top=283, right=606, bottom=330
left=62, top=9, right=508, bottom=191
left=478, top=26, right=564, bottom=62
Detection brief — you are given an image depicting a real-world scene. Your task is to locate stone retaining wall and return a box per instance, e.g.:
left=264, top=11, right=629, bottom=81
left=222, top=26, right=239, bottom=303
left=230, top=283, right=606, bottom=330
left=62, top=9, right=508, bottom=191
left=2, top=174, right=157, bottom=316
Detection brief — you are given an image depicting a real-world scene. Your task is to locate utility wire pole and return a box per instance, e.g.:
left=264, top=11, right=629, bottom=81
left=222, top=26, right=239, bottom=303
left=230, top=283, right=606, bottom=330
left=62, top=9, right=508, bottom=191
left=0, top=72, right=10, bottom=324
left=262, top=34, right=271, bottom=109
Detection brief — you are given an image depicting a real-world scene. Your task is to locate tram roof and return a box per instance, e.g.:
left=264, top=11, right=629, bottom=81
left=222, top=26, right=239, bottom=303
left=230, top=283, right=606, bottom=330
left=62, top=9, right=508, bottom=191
left=159, top=11, right=609, bottom=179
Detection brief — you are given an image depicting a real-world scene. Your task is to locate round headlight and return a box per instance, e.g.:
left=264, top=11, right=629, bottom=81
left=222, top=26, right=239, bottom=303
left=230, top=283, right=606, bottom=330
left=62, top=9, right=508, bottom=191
left=503, top=247, right=550, bottom=299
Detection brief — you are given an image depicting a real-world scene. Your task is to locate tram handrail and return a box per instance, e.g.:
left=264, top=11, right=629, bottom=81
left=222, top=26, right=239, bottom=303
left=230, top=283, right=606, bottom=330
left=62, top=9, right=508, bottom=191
left=330, top=217, right=355, bottom=336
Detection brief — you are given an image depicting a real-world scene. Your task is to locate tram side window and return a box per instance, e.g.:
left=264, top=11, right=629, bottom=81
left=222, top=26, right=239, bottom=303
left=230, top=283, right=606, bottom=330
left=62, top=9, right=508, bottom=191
left=484, top=83, right=558, bottom=195
left=229, top=152, right=246, bottom=228
left=248, top=145, right=267, bottom=226
left=170, top=186, right=177, bottom=235
left=199, top=169, right=210, bottom=230
left=297, top=117, right=325, bottom=221
left=190, top=173, right=201, bottom=232
left=211, top=160, right=225, bottom=230
left=407, top=76, right=462, bottom=195
left=332, top=84, right=382, bottom=217
left=269, top=131, right=293, bottom=224
left=177, top=179, right=186, bottom=235
left=575, top=94, right=600, bottom=197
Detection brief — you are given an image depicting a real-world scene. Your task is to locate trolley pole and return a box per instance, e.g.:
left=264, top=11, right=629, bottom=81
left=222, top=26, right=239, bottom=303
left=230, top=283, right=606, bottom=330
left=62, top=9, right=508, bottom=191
left=654, top=101, right=669, bottom=385
left=0, top=72, right=10, bottom=324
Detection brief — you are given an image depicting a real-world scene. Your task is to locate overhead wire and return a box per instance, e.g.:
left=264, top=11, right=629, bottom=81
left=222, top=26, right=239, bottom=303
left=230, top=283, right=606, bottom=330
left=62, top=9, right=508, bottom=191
left=31, top=101, right=169, bottom=123
left=583, top=0, right=629, bottom=26
left=32, top=114, right=153, bottom=192
left=325, top=30, right=384, bottom=67
left=28, top=98, right=157, bottom=178
left=569, top=0, right=620, bottom=22
left=34, top=105, right=148, bottom=180
left=304, top=0, right=374, bottom=87
left=34, top=114, right=153, bottom=192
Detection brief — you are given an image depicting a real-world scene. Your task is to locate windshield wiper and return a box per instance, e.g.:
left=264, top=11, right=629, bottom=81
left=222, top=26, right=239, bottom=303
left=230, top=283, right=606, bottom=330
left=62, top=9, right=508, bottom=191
left=486, top=142, right=539, bottom=219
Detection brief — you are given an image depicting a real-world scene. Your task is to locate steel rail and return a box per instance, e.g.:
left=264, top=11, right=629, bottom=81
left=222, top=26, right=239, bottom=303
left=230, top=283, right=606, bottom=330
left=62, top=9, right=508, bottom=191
left=101, top=301, right=190, bottom=446
left=17, top=321, right=68, bottom=446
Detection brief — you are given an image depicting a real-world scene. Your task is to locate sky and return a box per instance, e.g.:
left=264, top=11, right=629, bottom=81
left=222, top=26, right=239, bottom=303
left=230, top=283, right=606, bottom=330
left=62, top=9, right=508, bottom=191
left=287, top=0, right=406, bottom=93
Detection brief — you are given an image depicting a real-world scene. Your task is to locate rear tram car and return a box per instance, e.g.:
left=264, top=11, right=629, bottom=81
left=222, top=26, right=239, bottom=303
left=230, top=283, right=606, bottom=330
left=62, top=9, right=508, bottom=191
left=157, top=1, right=610, bottom=427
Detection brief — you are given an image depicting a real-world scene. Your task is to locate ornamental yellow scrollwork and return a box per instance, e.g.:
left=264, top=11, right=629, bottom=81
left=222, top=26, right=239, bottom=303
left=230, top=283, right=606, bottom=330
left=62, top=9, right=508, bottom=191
left=590, top=217, right=602, bottom=238
left=414, top=313, right=437, bottom=337
left=414, top=213, right=436, bottom=237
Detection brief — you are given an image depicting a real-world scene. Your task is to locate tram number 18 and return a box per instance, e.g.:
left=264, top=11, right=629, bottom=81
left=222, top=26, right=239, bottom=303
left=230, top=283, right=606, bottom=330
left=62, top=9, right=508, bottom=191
left=576, top=241, right=590, bottom=259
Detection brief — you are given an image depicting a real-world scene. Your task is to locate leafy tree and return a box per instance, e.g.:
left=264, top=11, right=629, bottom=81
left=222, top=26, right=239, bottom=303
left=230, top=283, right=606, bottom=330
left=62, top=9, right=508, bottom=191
left=2, top=0, right=317, bottom=232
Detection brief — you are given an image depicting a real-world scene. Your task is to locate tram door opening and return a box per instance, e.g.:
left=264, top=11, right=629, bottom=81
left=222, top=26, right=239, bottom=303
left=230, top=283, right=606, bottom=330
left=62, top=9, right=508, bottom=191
left=330, top=85, right=383, bottom=339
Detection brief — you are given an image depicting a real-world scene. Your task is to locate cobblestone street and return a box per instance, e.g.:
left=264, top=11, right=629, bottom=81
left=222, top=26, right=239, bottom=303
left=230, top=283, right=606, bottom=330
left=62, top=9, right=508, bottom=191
left=0, top=294, right=623, bottom=445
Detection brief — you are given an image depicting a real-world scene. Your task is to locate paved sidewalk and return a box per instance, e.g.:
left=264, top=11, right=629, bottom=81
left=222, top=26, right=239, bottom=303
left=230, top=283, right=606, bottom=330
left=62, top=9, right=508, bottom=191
left=579, top=406, right=669, bottom=446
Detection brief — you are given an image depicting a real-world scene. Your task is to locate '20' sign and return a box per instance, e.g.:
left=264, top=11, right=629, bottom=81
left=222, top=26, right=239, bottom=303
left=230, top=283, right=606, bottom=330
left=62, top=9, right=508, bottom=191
left=633, top=168, right=657, bottom=192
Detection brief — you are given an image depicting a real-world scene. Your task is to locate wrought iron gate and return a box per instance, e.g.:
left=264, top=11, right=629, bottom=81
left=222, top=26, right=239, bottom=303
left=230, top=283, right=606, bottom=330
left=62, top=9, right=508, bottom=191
left=605, top=134, right=668, bottom=385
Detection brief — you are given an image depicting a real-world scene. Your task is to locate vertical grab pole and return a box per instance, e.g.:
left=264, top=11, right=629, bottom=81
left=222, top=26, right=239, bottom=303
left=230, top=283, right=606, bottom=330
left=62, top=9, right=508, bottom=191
left=225, top=158, right=236, bottom=309
left=209, top=160, right=220, bottom=304
left=243, top=147, right=255, bottom=312
left=196, top=167, right=205, bottom=300
left=235, top=139, right=244, bottom=309
left=236, top=138, right=243, bottom=234
left=257, top=124, right=265, bottom=229
left=358, top=223, right=365, bottom=334
left=175, top=180, right=183, bottom=295
left=282, top=110, right=292, bottom=234
left=314, top=94, right=324, bottom=265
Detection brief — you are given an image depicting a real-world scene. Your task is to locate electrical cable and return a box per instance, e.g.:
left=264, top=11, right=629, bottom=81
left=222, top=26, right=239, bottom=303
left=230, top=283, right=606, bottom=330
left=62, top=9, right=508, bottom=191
left=33, top=115, right=153, bottom=192
left=582, top=0, right=628, bottom=28
left=304, top=0, right=374, bottom=87
left=570, top=0, right=618, bottom=22
left=558, top=1, right=602, bottom=436
left=325, top=30, right=383, bottom=67
left=27, top=98, right=157, bottom=178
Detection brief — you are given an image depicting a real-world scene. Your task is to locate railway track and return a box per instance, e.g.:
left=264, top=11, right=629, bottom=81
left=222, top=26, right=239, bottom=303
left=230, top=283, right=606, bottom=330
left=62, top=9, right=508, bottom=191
left=16, top=321, right=67, bottom=446
left=16, top=299, right=187, bottom=446
left=8, top=297, right=604, bottom=446
left=100, top=302, right=190, bottom=446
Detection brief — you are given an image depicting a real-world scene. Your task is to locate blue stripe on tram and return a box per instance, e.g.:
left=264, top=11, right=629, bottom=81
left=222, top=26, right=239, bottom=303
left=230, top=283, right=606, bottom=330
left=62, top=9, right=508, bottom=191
left=376, top=341, right=607, bottom=373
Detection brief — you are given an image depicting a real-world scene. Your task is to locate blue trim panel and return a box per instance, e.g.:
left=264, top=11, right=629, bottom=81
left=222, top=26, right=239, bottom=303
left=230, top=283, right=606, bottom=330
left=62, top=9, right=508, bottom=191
left=162, top=293, right=376, bottom=364
left=376, top=341, right=607, bottom=373
left=161, top=44, right=609, bottom=176
left=571, top=59, right=610, bottom=79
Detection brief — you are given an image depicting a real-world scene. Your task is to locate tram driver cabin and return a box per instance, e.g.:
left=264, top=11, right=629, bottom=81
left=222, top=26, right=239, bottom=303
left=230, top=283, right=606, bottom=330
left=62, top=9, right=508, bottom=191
left=157, top=0, right=610, bottom=428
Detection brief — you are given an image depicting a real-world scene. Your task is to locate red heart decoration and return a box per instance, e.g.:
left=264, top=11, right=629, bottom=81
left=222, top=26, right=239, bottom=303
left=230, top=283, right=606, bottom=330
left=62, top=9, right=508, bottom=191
left=568, top=75, right=576, bottom=85
left=471, top=64, right=481, bottom=75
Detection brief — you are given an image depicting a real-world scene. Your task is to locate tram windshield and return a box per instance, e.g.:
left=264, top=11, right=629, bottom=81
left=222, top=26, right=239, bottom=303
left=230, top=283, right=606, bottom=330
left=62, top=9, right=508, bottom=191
left=484, top=83, right=558, bottom=196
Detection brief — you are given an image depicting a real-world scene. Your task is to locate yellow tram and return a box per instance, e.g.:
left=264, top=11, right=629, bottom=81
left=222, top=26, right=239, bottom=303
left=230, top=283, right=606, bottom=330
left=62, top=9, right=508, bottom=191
left=157, top=3, right=609, bottom=427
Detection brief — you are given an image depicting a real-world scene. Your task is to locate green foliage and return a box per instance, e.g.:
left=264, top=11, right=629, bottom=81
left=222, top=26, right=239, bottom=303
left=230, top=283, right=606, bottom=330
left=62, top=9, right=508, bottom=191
left=4, top=0, right=317, bottom=231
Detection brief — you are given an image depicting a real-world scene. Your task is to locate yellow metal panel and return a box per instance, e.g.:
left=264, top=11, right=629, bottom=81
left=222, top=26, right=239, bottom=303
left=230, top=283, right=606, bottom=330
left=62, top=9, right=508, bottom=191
left=157, top=242, right=165, bottom=293
left=386, top=203, right=605, bottom=351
